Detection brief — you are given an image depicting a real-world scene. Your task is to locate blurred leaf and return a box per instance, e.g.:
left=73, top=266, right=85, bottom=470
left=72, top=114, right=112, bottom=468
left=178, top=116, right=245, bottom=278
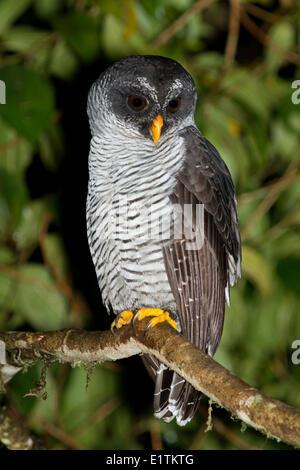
left=29, top=368, right=57, bottom=420
left=34, top=0, right=62, bottom=19
left=271, top=119, right=300, bottom=161
left=98, top=0, right=124, bottom=17
left=277, top=257, right=300, bottom=296
left=0, top=117, right=33, bottom=176
left=0, top=168, right=28, bottom=240
left=9, top=365, right=41, bottom=414
left=162, top=0, right=192, bottom=7
left=38, top=122, right=64, bottom=171
left=272, top=232, right=300, bottom=259
left=13, top=199, right=46, bottom=250
left=241, top=245, right=272, bottom=295
left=54, top=12, right=101, bottom=63
left=0, top=268, right=15, bottom=308
left=193, top=52, right=223, bottom=69
left=2, top=263, right=70, bottom=330
left=265, top=22, right=294, bottom=73
left=49, top=39, right=78, bottom=80
left=0, top=66, right=55, bottom=143
left=0, top=246, right=16, bottom=263
left=2, top=26, right=50, bottom=54
left=222, top=70, right=272, bottom=121
left=43, top=233, right=68, bottom=279
left=123, top=0, right=137, bottom=40
left=202, top=101, right=251, bottom=183
left=101, top=14, right=143, bottom=58
left=0, top=0, right=32, bottom=35
left=60, top=367, right=118, bottom=435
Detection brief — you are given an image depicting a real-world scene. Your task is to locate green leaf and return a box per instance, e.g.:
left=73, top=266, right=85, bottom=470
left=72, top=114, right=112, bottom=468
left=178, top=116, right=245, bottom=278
left=34, top=0, right=62, bottom=19
left=0, top=117, right=33, bottom=176
left=49, top=39, right=78, bottom=80
left=8, top=364, right=41, bottom=414
left=222, top=70, right=271, bottom=121
left=38, top=121, right=64, bottom=171
left=54, top=12, right=101, bottom=63
left=265, top=22, right=294, bottom=73
left=43, top=233, right=68, bottom=279
left=0, top=0, right=32, bottom=35
left=242, top=245, right=272, bottom=296
left=277, top=258, right=300, bottom=296
left=2, top=26, right=50, bottom=54
left=60, top=367, right=119, bottom=436
left=14, top=199, right=46, bottom=250
left=0, top=66, right=55, bottom=143
left=0, top=168, right=28, bottom=240
left=0, top=246, right=16, bottom=264
left=0, top=269, right=15, bottom=309
left=1, top=263, right=70, bottom=330
left=193, top=52, right=223, bottom=69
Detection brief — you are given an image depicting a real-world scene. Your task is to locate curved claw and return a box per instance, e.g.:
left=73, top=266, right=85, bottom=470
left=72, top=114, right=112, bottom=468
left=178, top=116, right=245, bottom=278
left=111, top=310, right=134, bottom=333
left=133, top=308, right=178, bottom=335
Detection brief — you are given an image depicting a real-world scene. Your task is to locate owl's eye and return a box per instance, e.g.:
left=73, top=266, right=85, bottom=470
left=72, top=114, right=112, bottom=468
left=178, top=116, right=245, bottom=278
left=127, top=95, right=148, bottom=111
left=167, top=97, right=181, bottom=113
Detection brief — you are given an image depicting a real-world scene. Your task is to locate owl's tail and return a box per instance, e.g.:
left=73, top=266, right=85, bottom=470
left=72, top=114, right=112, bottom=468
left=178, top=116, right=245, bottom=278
left=142, top=355, right=201, bottom=426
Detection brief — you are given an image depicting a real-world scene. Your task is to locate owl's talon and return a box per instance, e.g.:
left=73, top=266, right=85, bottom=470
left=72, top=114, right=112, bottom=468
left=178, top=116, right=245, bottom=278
left=111, top=310, right=134, bottom=333
left=134, top=308, right=178, bottom=333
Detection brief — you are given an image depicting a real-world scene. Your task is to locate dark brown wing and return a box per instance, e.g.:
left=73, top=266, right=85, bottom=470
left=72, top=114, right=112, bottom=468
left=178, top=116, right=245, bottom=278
left=152, top=126, right=241, bottom=425
left=176, top=126, right=241, bottom=292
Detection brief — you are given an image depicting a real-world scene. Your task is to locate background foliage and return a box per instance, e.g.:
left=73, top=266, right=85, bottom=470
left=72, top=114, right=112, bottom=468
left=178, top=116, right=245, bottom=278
left=0, top=0, right=300, bottom=450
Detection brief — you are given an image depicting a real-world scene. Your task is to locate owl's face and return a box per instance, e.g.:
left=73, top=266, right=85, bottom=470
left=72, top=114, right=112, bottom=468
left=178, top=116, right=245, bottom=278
left=87, top=56, right=197, bottom=143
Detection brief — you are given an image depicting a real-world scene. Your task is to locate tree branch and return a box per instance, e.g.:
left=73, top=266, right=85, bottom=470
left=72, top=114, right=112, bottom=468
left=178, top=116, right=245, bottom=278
left=0, top=407, right=45, bottom=450
left=0, top=320, right=299, bottom=448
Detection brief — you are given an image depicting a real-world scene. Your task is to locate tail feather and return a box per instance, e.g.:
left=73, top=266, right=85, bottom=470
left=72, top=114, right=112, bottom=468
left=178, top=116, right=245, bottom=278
left=143, top=357, right=202, bottom=426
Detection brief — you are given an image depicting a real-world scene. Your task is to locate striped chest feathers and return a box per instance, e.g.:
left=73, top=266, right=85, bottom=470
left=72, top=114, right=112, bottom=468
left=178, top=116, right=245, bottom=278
left=88, top=133, right=185, bottom=245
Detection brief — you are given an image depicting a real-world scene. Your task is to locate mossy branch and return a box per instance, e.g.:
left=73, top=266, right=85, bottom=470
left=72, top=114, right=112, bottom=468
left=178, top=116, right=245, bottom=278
left=0, top=320, right=299, bottom=448
left=0, top=407, right=45, bottom=450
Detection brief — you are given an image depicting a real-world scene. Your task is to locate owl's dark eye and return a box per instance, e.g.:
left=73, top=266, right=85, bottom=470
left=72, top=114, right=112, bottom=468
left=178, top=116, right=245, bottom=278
left=127, top=95, right=148, bottom=111
left=167, top=97, right=181, bottom=113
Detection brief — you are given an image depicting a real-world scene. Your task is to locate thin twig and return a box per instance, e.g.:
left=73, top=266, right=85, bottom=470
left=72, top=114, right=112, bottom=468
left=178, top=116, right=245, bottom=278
left=244, top=3, right=283, bottom=24
left=31, top=417, right=85, bottom=450
left=240, top=9, right=300, bottom=66
left=241, top=161, right=300, bottom=240
left=74, top=396, right=121, bottom=438
left=223, top=0, right=241, bottom=74
left=150, top=0, right=216, bottom=49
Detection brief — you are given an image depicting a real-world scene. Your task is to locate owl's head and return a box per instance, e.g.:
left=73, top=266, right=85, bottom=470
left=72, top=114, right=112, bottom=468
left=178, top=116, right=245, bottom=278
left=87, top=55, right=197, bottom=143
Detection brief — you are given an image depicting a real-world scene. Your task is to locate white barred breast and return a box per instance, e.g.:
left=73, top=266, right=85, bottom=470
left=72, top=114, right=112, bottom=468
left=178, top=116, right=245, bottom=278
left=86, top=130, right=185, bottom=315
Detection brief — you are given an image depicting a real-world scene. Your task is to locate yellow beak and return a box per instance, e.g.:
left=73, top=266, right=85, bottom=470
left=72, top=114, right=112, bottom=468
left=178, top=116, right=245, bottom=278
left=151, top=115, right=163, bottom=144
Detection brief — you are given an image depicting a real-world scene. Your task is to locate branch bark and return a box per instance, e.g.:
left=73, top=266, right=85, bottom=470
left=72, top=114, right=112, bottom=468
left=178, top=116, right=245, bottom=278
left=0, top=407, right=45, bottom=450
left=0, top=320, right=299, bottom=448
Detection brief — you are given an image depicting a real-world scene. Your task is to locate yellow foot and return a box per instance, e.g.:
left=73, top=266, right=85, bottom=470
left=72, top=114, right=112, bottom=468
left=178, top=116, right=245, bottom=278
left=111, top=310, right=133, bottom=332
left=134, top=308, right=178, bottom=332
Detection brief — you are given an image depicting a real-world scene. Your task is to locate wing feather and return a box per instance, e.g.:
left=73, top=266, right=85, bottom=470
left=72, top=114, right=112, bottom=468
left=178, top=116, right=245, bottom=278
left=153, top=126, right=241, bottom=425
